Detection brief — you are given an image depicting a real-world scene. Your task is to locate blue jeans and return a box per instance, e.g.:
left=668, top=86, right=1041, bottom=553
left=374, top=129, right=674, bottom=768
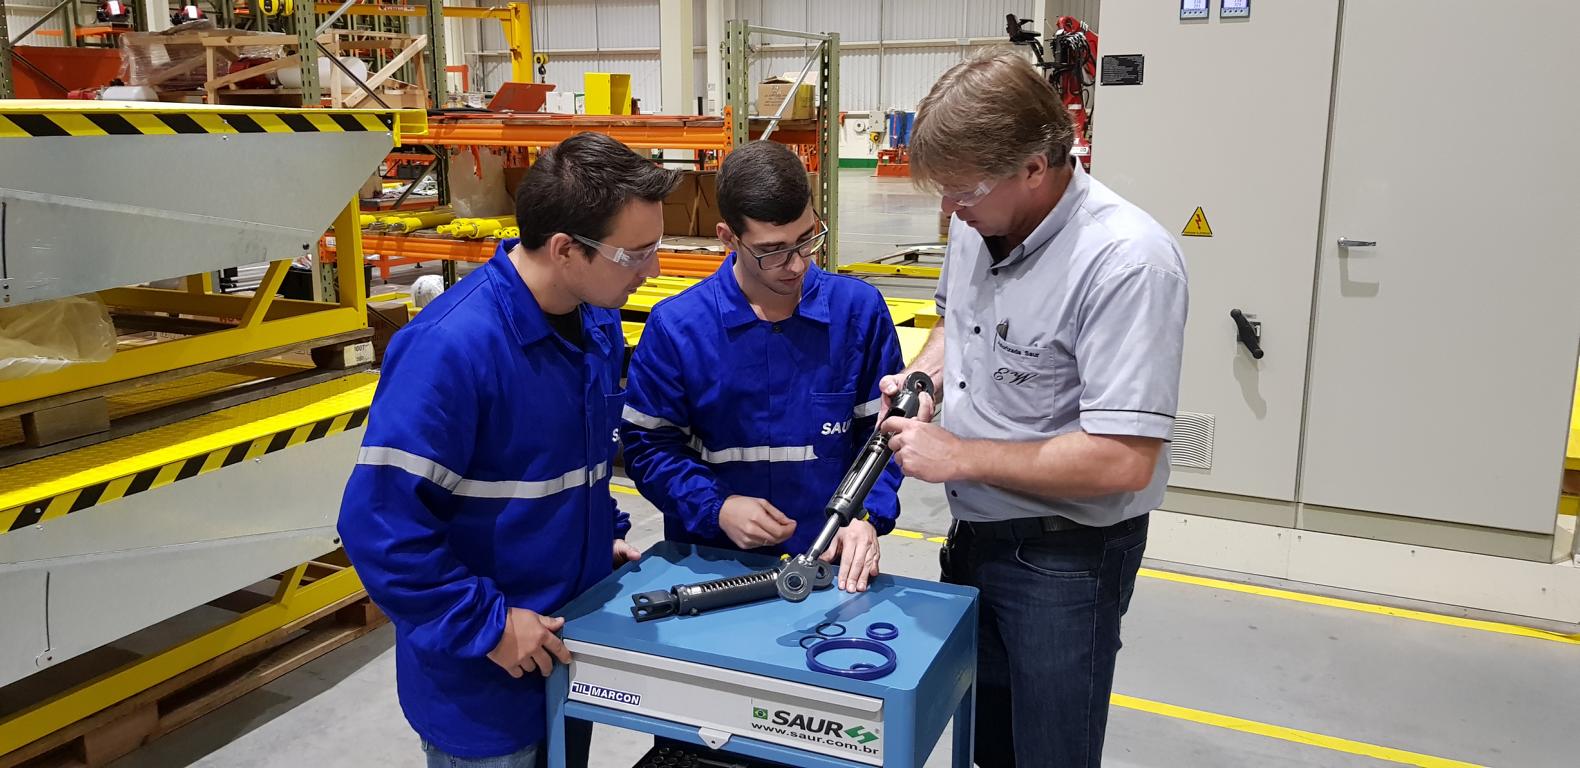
left=422, top=719, right=591, bottom=768
left=941, top=515, right=1148, bottom=768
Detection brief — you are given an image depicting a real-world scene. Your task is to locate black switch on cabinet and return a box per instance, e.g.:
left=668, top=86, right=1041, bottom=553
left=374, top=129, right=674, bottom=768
left=1230, top=309, right=1264, bottom=360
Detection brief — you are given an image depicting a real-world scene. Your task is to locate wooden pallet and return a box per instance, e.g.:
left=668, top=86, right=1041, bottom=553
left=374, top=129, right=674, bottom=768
left=1, top=569, right=386, bottom=768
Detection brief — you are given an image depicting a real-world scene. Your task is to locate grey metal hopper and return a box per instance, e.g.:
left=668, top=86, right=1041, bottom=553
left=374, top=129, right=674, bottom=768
left=0, top=101, right=402, bottom=308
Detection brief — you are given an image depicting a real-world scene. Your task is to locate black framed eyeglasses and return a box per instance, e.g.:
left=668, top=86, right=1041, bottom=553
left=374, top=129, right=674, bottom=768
left=736, top=222, right=830, bottom=270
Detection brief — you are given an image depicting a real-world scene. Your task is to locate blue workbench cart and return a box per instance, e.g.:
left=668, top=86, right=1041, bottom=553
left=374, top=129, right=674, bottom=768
left=546, top=542, right=979, bottom=767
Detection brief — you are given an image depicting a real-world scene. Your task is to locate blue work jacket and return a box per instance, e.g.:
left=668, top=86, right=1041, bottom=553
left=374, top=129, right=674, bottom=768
left=621, top=256, right=905, bottom=556
left=338, top=242, right=627, bottom=758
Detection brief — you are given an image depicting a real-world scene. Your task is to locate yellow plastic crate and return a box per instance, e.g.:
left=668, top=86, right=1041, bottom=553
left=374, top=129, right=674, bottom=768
left=584, top=73, right=632, bottom=115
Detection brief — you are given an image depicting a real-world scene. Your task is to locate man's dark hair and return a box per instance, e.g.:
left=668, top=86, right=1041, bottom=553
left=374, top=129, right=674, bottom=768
left=515, top=132, right=681, bottom=252
left=717, top=141, right=811, bottom=237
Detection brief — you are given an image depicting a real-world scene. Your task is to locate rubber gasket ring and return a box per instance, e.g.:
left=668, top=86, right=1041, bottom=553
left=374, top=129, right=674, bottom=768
left=799, top=634, right=824, bottom=650
left=805, top=638, right=898, bottom=681
left=814, top=621, right=847, bottom=638
left=865, top=622, right=899, bottom=642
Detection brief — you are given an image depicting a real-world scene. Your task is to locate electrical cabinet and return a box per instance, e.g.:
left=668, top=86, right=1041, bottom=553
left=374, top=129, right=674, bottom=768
left=1095, top=0, right=1340, bottom=503
left=1096, top=0, right=1580, bottom=548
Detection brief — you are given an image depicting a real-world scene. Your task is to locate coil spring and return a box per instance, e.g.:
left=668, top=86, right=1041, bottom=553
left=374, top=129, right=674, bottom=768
left=695, top=568, right=777, bottom=594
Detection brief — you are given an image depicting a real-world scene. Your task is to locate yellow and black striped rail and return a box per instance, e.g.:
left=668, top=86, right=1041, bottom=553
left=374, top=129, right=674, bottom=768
left=0, top=100, right=425, bottom=141
left=0, top=110, right=395, bottom=138
left=0, top=407, right=367, bottom=536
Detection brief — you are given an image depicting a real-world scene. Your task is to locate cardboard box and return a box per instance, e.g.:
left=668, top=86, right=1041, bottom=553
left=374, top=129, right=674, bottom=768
left=662, top=172, right=701, bottom=237
left=664, top=170, right=823, bottom=238
left=694, top=172, right=721, bottom=236
left=503, top=166, right=529, bottom=200
left=353, top=86, right=428, bottom=110
left=367, top=300, right=412, bottom=363
left=661, top=171, right=723, bottom=237
left=544, top=91, right=585, bottom=114
left=758, top=76, right=814, bottom=120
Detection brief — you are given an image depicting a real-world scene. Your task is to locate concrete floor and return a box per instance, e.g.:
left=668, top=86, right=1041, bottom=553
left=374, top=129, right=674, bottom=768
left=831, top=171, right=944, bottom=264
left=109, top=480, right=1580, bottom=768
left=103, top=170, right=1580, bottom=767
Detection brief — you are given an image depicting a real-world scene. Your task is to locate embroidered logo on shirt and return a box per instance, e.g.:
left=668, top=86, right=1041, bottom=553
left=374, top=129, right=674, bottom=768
left=993, top=368, right=1041, bottom=386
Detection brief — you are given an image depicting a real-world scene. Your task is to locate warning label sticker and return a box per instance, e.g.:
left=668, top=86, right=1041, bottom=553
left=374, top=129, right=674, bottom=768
left=1182, top=206, right=1213, bottom=237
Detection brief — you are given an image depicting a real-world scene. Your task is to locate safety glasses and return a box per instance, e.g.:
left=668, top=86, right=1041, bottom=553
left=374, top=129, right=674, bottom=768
left=571, top=233, right=662, bottom=268
left=940, top=179, right=998, bottom=208
left=738, top=222, right=830, bottom=271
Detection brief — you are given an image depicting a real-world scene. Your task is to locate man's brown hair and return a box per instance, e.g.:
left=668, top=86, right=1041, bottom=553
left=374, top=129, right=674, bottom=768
left=910, top=49, right=1075, bottom=190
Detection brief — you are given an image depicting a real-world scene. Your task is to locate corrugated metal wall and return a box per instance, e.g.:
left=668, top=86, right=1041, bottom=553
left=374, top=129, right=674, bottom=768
left=477, top=0, right=1063, bottom=113
left=808, top=0, right=880, bottom=43
left=6, top=0, right=67, bottom=47
left=1053, top=0, right=1100, bottom=31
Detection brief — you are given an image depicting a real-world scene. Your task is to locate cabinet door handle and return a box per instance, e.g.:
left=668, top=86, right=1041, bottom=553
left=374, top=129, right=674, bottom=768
left=1337, top=237, right=1377, bottom=248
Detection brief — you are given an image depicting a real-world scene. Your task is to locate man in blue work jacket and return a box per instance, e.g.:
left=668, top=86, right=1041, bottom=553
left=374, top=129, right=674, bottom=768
left=621, top=141, right=904, bottom=593
left=338, top=132, right=680, bottom=768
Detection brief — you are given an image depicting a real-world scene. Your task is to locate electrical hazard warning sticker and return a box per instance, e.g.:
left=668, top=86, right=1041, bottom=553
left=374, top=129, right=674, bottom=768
left=1181, top=206, right=1213, bottom=237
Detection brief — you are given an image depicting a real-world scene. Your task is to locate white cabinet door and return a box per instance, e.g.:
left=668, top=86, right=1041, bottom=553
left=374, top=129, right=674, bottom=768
left=1095, top=0, right=1339, bottom=501
left=1300, top=0, right=1580, bottom=532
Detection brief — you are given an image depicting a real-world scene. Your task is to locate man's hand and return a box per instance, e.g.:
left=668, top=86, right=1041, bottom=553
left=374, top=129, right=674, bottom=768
left=879, top=373, right=938, bottom=423
left=612, top=539, right=642, bottom=568
left=487, top=607, right=572, bottom=679
left=719, top=495, right=797, bottom=550
left=881, top=417, right=966, bottom=483
left=818, top=517, right=880, bottom=592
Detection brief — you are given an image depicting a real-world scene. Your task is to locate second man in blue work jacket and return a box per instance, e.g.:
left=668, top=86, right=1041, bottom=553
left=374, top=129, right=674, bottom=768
left=621, top=141, right=905, bottom=592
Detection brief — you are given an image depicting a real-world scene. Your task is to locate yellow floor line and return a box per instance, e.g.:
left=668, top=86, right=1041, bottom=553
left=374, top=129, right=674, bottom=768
left=889, top=528, right=948, bottom=544
left=1136, top=568, right=1580, bottom=646
left=610, top=481, right=1580, bottom=645
left=1111, top=694, right=1482, bottom=768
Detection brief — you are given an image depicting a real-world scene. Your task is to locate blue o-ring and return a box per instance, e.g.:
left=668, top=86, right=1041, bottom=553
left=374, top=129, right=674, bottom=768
left=814, top=621, right=847, bottom=638
left=866, top=622, right=899, bottom=642
left=799, top=635, right=824, bottom=650
left=805, top=637, right=898, bottom=681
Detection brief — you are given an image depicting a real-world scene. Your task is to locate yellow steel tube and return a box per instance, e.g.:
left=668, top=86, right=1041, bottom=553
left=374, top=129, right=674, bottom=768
left=273, top=563, right=310, bottom=603
left=835, top=262, right=942, bottom=279
left=334, top=199, right=368, bottom=312
left=240, top=260, right=292, bottom=329
left=385, top=209, right=455, bottom=233
left=447, top=216, right=515, bottom=239
left=470, top=219, right=510, bottom=239
left=98, top=288, right=328, bottom=320
left=507, top=2, right=533, bottom=84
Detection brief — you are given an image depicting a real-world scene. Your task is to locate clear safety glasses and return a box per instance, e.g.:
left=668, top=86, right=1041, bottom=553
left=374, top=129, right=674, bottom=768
left=571, top=234, right=662, bottom=268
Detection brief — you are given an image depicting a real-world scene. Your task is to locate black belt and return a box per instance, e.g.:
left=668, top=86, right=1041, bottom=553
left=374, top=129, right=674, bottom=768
left=959, top=515, right=1087, bottom=541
